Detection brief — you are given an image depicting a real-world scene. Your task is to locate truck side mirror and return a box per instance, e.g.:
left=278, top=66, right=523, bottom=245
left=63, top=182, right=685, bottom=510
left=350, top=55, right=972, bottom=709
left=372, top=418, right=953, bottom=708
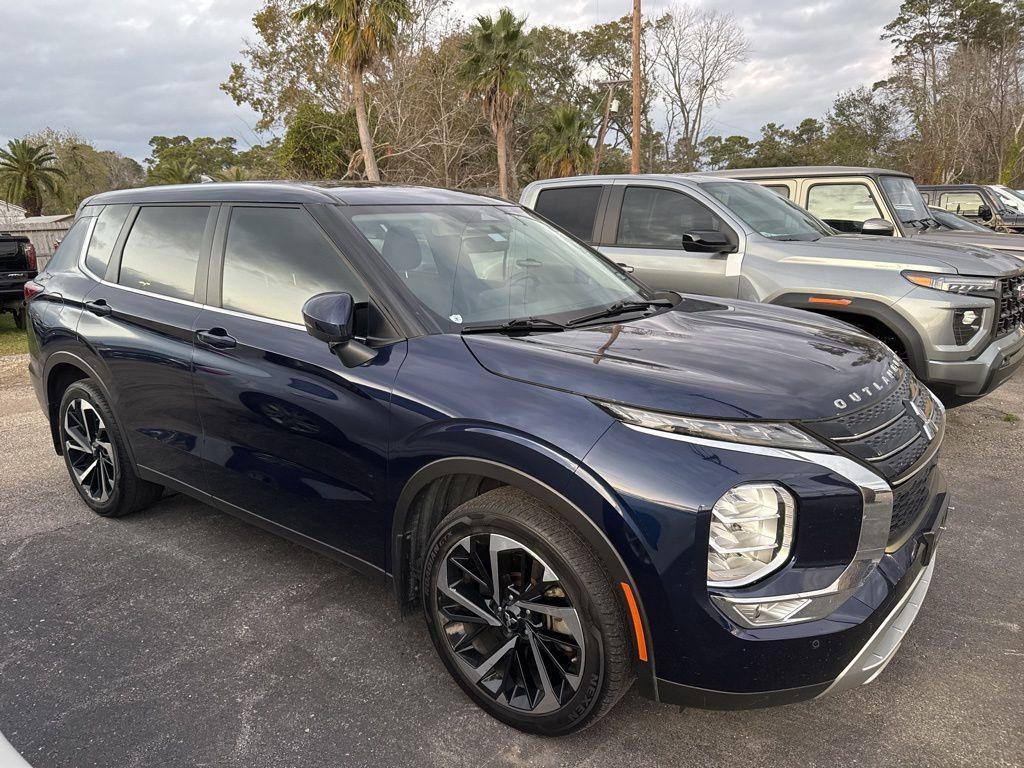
left=302, top=292, right=376, bottom=367
left=682, top=230, right=736, bottom=253
left=860, top=218, right=896, bottom=236
left=978, top=205, right=994, bottom=222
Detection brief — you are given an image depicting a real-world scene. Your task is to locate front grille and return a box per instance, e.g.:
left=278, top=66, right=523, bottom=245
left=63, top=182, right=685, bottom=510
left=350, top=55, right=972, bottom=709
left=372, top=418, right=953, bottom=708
left=996, top=274, right=1024, bottom=337
left=889, top=465, right=936, bottom=544
left=803, top=364, right=944, bottom=546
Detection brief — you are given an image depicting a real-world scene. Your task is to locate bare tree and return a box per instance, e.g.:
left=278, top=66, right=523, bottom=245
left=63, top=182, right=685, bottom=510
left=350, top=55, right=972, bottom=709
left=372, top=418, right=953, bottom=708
left=652, top=5, right=748, bottom=171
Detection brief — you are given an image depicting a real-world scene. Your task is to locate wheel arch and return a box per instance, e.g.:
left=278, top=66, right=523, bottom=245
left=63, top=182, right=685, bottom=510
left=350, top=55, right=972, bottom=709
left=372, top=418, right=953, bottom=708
left=391, top=456, right=656, bottom=693
left=42, top=352, right=129, bottom=461
left=769, top=293, right=927, bottom=374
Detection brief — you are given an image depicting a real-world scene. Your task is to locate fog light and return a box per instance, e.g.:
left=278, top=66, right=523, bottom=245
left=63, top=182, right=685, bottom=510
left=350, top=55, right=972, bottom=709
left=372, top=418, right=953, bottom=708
left=707, top=483, right=795, bottom=587
left=953, top=308, right=984, bottom=345
left=730, top=598, right=811, bottom=626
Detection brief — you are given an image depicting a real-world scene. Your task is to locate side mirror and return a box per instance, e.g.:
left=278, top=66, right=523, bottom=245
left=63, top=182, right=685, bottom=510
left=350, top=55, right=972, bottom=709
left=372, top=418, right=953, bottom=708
left=302, top=292, right=376, bottom=367
left=978, top=205, right=994, bottom=222
left=682, top=230, right=735, bottom=253
left=860, top=218, right=896, bottom=236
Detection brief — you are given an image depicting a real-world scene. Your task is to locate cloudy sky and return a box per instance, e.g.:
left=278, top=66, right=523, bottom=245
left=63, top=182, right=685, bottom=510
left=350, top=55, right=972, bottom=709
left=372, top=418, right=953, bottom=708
left=1, top=0, right=896, bottom=163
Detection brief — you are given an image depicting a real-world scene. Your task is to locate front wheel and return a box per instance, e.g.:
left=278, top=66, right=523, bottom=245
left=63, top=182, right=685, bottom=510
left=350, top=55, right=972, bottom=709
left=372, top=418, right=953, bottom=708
left=421, top=487, right=633, bottom=735
left=58, top=380, right=163, bottom=517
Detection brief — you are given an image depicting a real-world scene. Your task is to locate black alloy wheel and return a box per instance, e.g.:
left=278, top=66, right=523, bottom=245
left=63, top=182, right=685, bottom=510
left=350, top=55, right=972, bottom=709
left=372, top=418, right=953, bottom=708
left=63, top=397, right=116, bottom=504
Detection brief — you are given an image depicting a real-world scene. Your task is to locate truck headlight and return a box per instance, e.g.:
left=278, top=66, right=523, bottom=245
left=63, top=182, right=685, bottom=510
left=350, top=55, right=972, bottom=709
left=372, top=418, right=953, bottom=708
left=707, top=483, right=795, bottom=587
left=903, top=271, right=998, bottom=296
left=595, top=402, right=827, bottom=452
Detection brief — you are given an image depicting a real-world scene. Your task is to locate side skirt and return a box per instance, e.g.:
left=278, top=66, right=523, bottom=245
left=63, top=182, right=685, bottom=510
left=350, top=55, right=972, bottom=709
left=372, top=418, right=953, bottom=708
left=137, top=465, right=390, bottom=586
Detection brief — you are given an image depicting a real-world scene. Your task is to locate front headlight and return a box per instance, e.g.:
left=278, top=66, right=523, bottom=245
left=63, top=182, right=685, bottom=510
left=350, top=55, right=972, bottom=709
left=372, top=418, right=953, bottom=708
left=596, top=401, right=827, bottom=452
left=903, top=271, right=998, bottom=296
left=707, top=483, right=795, bottom=587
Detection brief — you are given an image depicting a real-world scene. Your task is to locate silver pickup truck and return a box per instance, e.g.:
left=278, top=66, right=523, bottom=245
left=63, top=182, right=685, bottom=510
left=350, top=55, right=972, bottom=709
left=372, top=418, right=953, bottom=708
left=520, top=174, right=1024, bottom=403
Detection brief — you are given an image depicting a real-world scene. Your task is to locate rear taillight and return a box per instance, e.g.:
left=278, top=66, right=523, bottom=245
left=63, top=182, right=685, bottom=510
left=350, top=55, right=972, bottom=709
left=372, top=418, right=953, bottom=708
left=24, top=242, right=37, bottom=272
left=24, top=280, right=44, bottom=301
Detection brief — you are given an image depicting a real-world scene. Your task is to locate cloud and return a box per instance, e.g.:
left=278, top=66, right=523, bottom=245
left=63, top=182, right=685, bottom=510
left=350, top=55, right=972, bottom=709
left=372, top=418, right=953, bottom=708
left=0, top=0, right=896, bottom=161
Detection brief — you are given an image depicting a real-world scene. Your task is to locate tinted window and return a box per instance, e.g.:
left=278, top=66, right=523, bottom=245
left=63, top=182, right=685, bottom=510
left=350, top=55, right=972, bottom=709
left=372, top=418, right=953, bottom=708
left=85, top=204, right=131, bottom=278
left=118, top=206, right=209, bottom=300
left=222, top=207, right=366, bottom=324
left=617, top=186, right=726, bottom=248
left=535, top=186, right=602, bottom=241
left=806, top=183, right=883, bottom=233
left=44, top=218, right=92, bottom=273
left=765, top=185, right=791, bottom=200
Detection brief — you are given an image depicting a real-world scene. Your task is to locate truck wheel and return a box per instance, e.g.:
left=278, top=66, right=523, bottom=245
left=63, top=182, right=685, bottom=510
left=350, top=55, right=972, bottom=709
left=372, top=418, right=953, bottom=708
left=421, top=487, right=633, bottom=735
left=58, top=380, right=163, bottom=517
left=12, top=307, right=26, bottom=330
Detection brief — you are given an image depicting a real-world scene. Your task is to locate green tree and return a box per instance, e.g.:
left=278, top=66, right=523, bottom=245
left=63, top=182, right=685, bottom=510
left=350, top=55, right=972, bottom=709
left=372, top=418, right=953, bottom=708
left=461, top=8, right=533, bottom=199
left=293, top=0, right=413, bottom=182
left=530, top=105, right=594, bottom=178
left=0, top=140, right=67, bottom=216
left=698, top=134, right=754, bottom=170
left=279, top=102, right=362, bottom=178
left=149, top=158, right=200, bottom=185
left=146, top=136, right=239, bottom=181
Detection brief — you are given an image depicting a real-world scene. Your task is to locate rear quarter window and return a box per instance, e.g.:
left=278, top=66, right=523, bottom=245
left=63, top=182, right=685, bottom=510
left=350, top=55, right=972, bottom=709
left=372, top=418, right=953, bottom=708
left=43, top=218, right=92, bottom=273
left=534, top=186, right=603, bottom=241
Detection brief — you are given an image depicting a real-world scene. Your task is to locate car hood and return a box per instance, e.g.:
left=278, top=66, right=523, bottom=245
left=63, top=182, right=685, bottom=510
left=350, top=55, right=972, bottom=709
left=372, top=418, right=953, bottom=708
left=462, top=297, right=901, bottom=421
left=910, top=229, right=1024, bottom=260
left=826, top=233, right=1024, bottom=274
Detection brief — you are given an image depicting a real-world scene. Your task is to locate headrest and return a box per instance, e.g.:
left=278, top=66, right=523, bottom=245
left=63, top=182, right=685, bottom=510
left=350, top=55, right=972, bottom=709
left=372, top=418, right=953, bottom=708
left=381, top=225, right=422, bottom=273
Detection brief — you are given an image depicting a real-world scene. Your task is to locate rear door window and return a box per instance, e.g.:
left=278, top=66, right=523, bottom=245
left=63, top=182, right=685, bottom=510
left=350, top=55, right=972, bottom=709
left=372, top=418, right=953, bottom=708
left=534, top=186, right=603, bottom=241
left=221, top=206, right=366, bottom=324
left=806, top=183, right=884, bottom=233
left=85, top=204, right=131, bottom=278
left=617, top=186, right=727, bottom=248
left=118, top=206, right=210, bottom=300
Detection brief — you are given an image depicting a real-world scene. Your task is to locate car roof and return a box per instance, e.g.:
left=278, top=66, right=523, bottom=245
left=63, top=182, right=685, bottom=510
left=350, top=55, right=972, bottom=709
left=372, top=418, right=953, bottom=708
left=918, top=184, right=985, bottom=190
left=83, top=182, right=506, bottom=208
left=527, top=173, right=747, bottom=187
left=707, top=166, right=913, bottom=180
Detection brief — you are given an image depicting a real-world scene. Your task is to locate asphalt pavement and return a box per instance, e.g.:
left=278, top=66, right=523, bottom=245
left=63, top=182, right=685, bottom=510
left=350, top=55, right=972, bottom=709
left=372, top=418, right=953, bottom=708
left=1, top=353, right=1022, bottom=768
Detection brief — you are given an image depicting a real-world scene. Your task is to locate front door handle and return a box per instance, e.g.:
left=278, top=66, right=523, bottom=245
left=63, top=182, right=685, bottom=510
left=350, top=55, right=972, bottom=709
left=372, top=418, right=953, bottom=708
left=617, top=263, right=635, bottom=273
left=196, top=328, right=237, bottom=349
left=85, top=299, right=112, bottom=317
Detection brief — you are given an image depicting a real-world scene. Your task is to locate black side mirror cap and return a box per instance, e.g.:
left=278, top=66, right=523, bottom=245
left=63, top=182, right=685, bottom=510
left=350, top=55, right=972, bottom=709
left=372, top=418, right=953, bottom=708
left=302, top=292, right=376, bottom=367
left=682, top=230, right=736, bottom=253
left=861, top=218, right=896, bottom=236
left=978, top=205, right=994, bottom=221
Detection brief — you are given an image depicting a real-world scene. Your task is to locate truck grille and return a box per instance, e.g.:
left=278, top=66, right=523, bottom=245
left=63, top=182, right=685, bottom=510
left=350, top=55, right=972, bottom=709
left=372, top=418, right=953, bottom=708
left=996, top=274, right=1024, bottom=337
left=803, top=364, right=944, bottom=546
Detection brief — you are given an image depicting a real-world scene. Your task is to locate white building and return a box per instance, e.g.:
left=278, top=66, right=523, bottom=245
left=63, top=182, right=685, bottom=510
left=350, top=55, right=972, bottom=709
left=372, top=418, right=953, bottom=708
left=0, top=200, right=27, bottom=230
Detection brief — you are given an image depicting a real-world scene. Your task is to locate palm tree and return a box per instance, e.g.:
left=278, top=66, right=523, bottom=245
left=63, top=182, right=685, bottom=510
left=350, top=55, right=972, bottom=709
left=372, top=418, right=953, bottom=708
left=532, top=106, right=595, bottom=179
left=0, top=140, right=67, bottom=216
left=150, top=159, right=200, bottom=185
left=293, top=0, right=412, bottom=182
left=214, top=166, right=256, bottom=182
left=460, top=9, right=533, bottom=199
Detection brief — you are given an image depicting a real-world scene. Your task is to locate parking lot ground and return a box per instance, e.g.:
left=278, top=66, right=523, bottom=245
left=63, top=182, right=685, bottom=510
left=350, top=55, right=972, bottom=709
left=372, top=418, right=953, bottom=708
left=1, top=352, right=1022, bottom=768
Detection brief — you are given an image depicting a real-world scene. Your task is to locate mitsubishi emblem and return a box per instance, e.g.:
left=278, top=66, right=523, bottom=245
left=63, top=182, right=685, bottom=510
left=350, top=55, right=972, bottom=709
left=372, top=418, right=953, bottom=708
left=908, top=400, right=935, bottom=441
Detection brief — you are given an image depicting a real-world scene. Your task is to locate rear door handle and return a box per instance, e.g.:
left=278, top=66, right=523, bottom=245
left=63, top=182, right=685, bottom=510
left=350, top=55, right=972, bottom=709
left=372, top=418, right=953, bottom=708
left=85, top=299, right=112, bottom=317
left=196, top=328, right=237, bottom=349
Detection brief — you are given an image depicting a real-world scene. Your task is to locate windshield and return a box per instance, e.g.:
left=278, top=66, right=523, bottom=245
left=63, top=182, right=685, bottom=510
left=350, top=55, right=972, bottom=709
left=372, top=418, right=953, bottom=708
left=879, top=175, right=933, bottom=226
left=702, top=181, right=833, bottom=240
left=989, top=185, right=1024, bottom=211
left=346, top=205, right=649, bottom=329
left=928, top=206, right=992, bottom=233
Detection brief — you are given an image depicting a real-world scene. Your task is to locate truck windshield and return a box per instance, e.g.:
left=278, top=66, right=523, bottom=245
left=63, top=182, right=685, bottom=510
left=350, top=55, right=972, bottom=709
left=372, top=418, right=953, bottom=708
left=345, top=205, right=651, bottom=330
left=702, top=181, right=832, bottom=241
left=879, top=175, right=934, bottom=228
left=989, top=185, right=1024, bottom=212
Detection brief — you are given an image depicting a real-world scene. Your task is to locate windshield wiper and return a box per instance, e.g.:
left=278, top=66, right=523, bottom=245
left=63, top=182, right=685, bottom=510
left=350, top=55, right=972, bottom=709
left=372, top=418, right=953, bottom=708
left=566, top=298, right=674, bottom=327
left=461, top=317, right=566, bottom=335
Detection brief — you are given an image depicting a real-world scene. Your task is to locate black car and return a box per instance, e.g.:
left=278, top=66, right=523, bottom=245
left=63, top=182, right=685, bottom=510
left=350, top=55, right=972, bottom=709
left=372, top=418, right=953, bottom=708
left=0, top=231, right=37, bottom=329
left=25, top=182, right=949, bottom=735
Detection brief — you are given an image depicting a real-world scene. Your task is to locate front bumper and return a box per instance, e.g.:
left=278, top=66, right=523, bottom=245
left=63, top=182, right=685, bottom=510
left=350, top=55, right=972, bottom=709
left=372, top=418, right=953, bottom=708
left=925, top=325, right=1024, bottom=397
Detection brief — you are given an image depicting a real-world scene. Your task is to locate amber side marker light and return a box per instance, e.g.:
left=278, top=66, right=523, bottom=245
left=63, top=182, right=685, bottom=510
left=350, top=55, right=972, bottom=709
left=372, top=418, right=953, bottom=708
left=619, top=582, right=648, bottom=662
left=808, top=296, right=852, bottom=306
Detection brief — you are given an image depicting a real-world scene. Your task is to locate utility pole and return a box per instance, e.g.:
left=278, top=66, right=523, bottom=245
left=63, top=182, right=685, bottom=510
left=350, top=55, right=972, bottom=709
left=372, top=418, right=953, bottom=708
left=630, top=0, right=642, bottom=174
left=593, top=79, right=629, bottom=175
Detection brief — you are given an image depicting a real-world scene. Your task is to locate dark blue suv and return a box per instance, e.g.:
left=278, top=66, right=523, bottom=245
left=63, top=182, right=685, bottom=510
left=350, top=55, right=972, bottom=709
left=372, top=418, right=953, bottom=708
left=26, top=183, right=949, bottom=735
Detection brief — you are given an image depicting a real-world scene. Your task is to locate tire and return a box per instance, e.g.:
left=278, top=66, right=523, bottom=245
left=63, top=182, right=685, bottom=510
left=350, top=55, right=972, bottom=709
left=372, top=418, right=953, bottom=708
left=421, top=487, right=633, bottom=735
left=58, top=380, right=163, bottom=517
left=12, top=306, right=26, bottom=331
